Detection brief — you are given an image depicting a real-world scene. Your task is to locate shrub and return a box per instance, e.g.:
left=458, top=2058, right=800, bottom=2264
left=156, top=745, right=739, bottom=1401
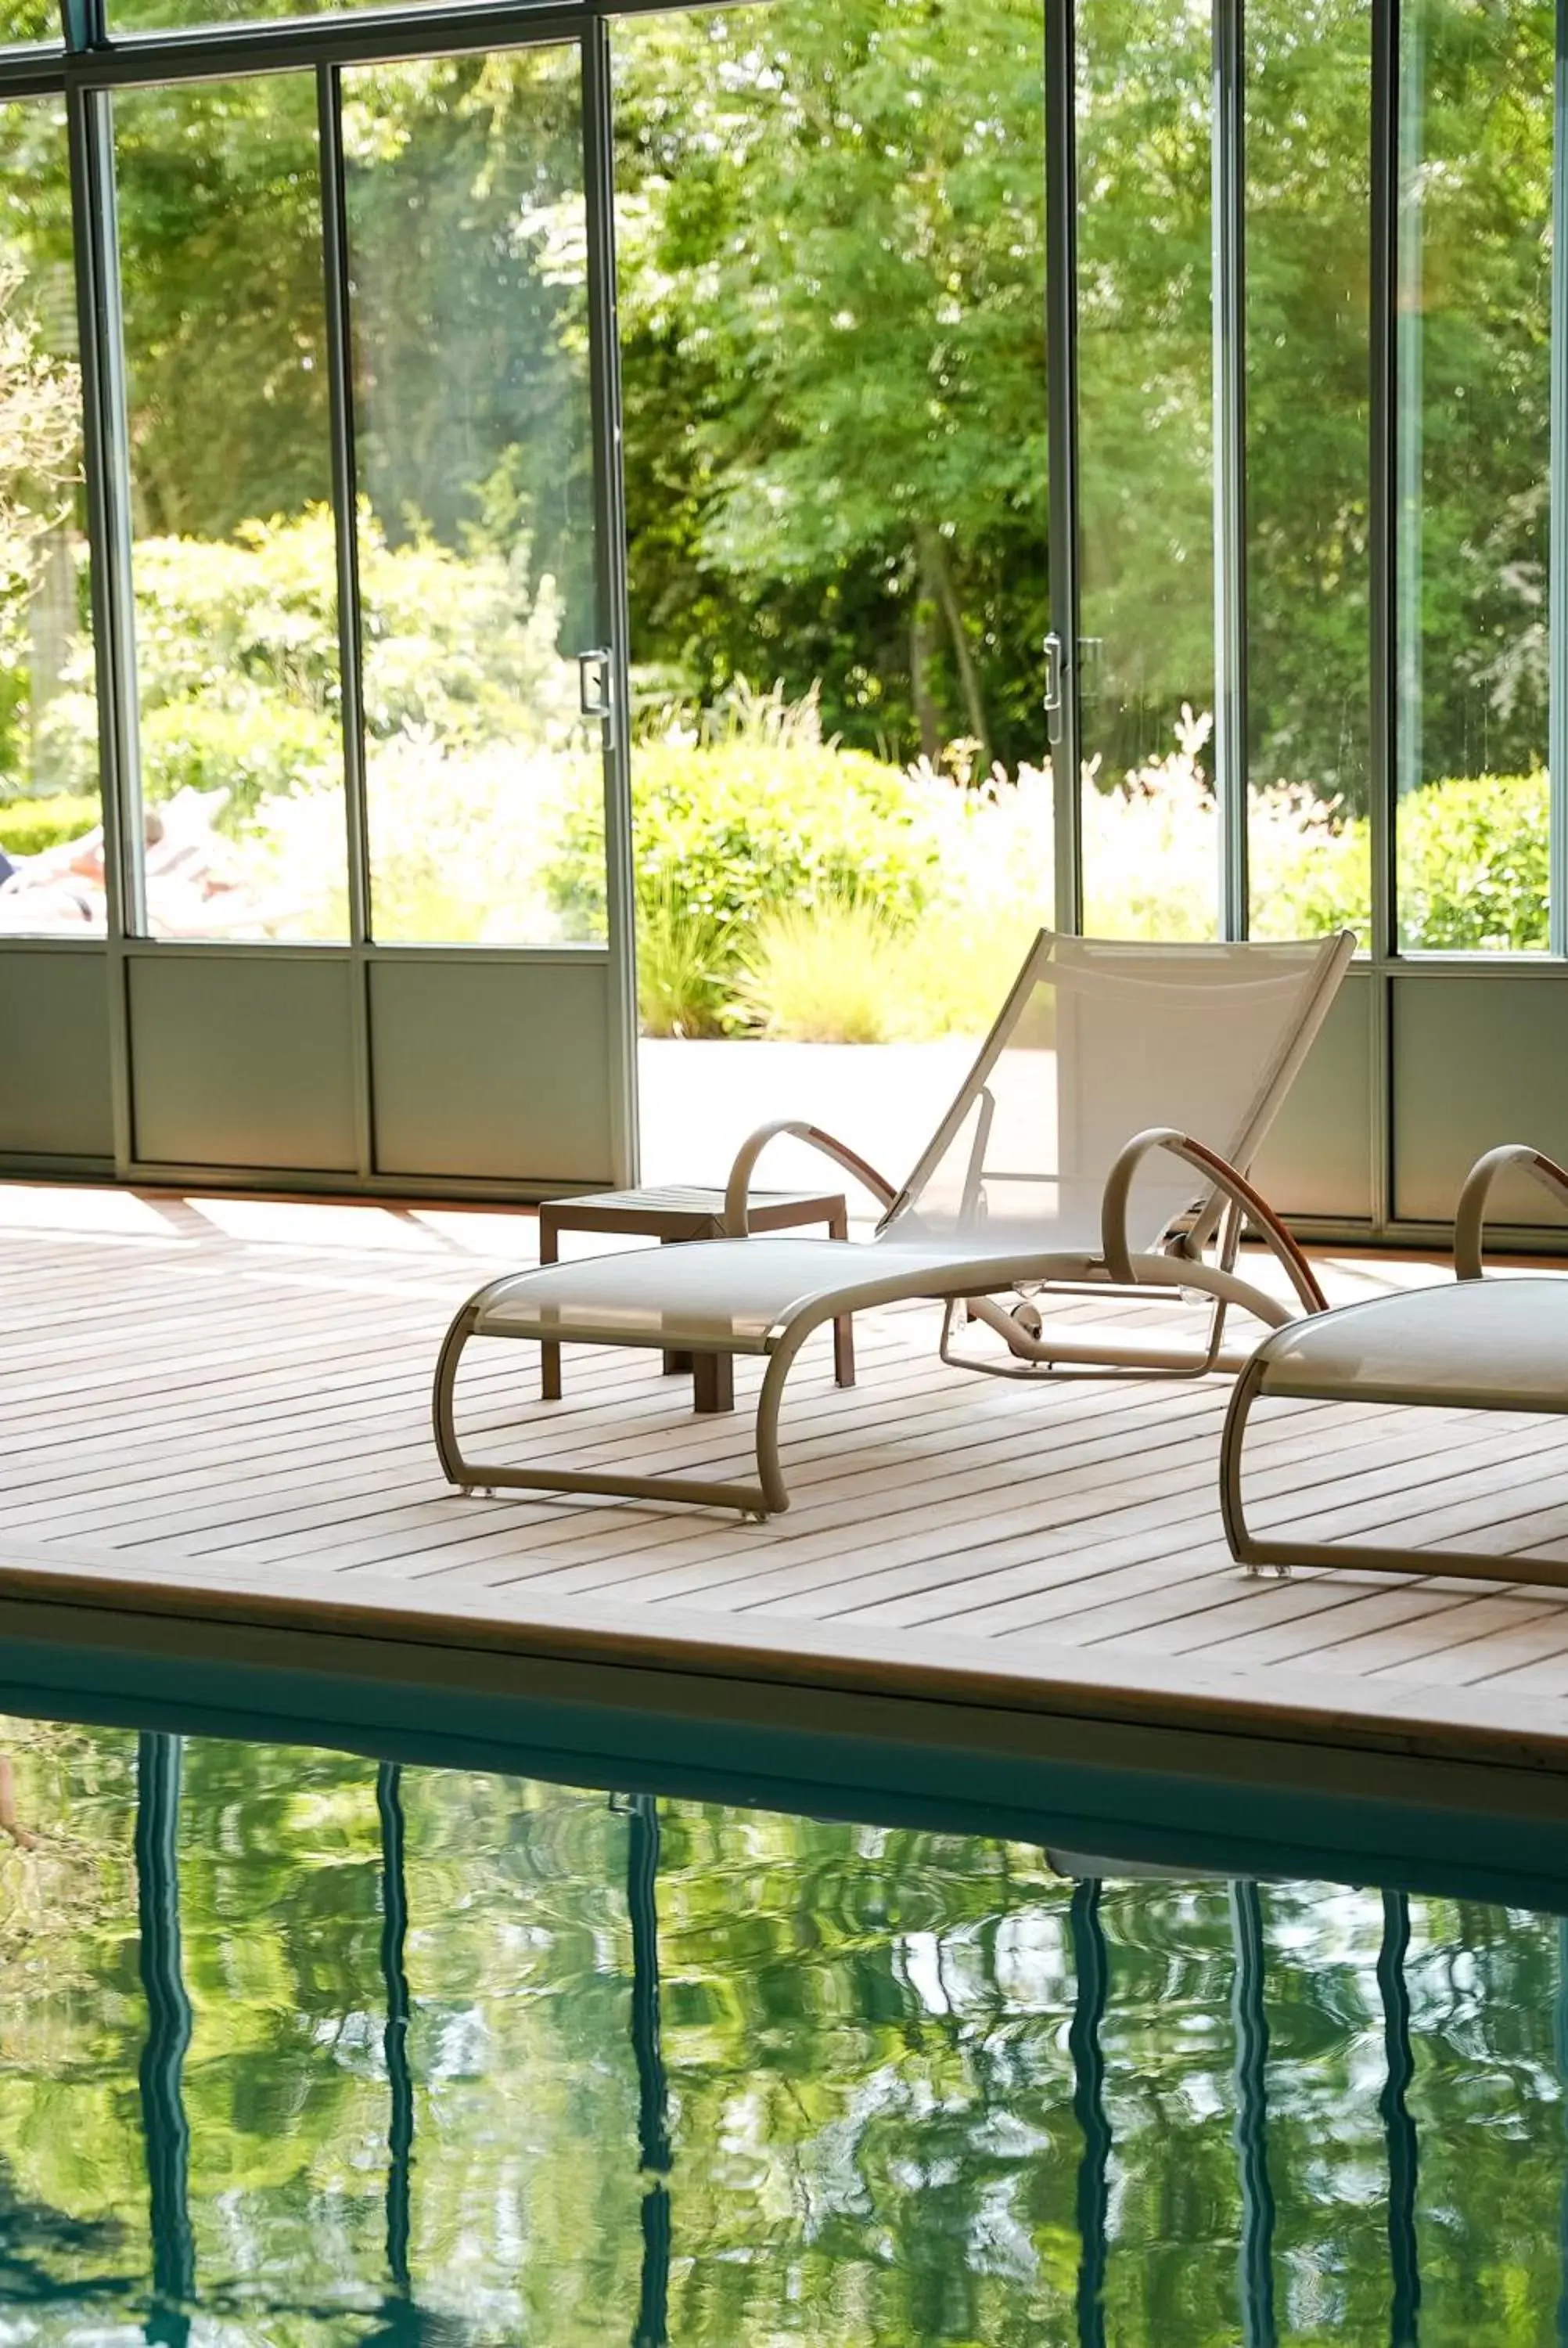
left=547, top=727, right=944, bottom=947
left=0, top=791, right=99, bottom=859
left=635, top=880, right=739, bottom=1037
left=1390, top=770, right=1548, bottom=950
left=739, top=898, right=911, bottom=1043
left=140, top=699, right=340, bottom=817
left=17, top=507, right=584, bottom=823
left=738, top=895, right=1045, bottom=1044
left=244, top=734, right=598, bottom=945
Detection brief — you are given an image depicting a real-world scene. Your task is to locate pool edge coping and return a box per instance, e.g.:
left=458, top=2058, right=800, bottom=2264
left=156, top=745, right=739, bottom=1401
left=0, top=1535, right=1564, bottom=1786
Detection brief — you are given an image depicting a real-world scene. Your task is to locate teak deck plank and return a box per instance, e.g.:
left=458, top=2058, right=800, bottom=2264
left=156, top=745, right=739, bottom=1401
left=6, top=1182, right=1568, bottom=1773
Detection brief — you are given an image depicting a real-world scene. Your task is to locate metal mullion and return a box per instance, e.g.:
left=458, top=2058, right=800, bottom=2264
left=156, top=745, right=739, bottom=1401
left=1211, top=0, right=1248, bottom=940
left=1368, top=0, right=1400, bottom=1231
left=0, top=49, right=67, bottom=95
left=317, top=60, right=376, bottom=1179
left=59, top=0, right=99, bottom=52
left=68, top=82, right=140, bottom=938
left=1550, top=0, right=1568, bottom=955
left=67, top=76, right=140, bottom=1171
left=59, top=0, right=691, bottom=92
left=1045, top=0, right=1083, bottom=935
left=584, top=12, right=640, bottom=1187
left=318, top=63, right=370, bottom=953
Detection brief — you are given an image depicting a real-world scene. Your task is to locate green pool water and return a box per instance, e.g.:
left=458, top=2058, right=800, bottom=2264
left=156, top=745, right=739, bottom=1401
left=0, top=1699, right=1564, bottom=2345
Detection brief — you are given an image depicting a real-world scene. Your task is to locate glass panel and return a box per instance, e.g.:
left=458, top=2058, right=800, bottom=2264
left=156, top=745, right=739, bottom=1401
left=1246, top=0, right=1373, bottom=945
left=613, top=0, right=1051, bottom=1188
left=343, top=51, right=603, bottom=948
left=1396, top=0, right=1553, bottom=951
left=0, top=96, right=100, bottom=938
left=1077, top=0, right=1217, bottom=940
left=114, top=73, right=347, bottom=941
left=0, top=0, right=63, bottom=41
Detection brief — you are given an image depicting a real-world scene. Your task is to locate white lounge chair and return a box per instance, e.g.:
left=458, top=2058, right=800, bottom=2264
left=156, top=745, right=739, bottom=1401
left=1221, top=1140, right=1568, bottom=1590
left=434, top=927, right=1352, bottom=1517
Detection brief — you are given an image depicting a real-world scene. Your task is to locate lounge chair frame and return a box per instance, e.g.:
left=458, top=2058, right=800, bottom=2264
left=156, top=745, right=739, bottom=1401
left=1221, top=1142, right=1568, bottom=1587
left=434, top=1125, right=1331, bottom=1520
left=434, top=930, right=1351, bottom=1517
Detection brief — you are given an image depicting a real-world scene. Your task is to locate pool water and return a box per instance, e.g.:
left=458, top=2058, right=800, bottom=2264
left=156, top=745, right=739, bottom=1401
left=0, top=1710, right=1563, bottom=2345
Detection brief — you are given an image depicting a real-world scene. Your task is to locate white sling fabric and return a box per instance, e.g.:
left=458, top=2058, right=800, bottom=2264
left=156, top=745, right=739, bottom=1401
left=885, top=933, right=1344, bottom=1257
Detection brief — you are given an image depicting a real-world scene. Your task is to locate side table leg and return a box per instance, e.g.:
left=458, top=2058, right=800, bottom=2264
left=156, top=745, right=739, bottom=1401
left=829, top=1210, right=856, bottom=1388
left=539, top=1213, right=562, bottom=1402
left=693, top=1350, right=735, bottom=1414
left=660, top=1237, right=694, bottom=1376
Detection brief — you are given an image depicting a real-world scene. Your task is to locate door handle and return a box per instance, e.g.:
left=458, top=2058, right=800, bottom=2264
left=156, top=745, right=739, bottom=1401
left=577, top=646, right=617, bottom=747
left=1043, top=631, right=1064, bottom=745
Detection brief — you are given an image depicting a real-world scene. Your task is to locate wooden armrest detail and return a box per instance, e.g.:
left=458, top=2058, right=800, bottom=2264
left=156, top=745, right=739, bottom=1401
left=1101, top=1125, right=1327, bottom=1316
left=723, top=1118, right=899, bottom=1237
left=1455, top=1143, right=1568, bottom=1280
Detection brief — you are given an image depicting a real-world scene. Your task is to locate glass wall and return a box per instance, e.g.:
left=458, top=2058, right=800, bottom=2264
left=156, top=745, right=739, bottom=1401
left=5, top=0, right=1568, bottom=1213
left=0, top=95, right=99, bottom=937
left=342, top=49, right=605, bottom=949
left=114, top=70, right=348, bottom=940
left=1395, top=0, right=1554, bottom=952
left=1076, top=0, right=1217, bottom=940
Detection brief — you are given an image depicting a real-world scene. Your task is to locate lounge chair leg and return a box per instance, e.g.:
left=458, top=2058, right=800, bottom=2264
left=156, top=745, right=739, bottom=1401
left=753, top=1321, right=817, bottom=1518
left=1221, top=1354, right=1291, bottom=1582
left=433, top=1292, right=789, bottom=1514
left=433, top=1302, right=478, bottom=1486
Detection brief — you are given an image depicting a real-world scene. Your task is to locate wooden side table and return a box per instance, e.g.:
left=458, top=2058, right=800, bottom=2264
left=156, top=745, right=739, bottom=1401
left=536, top=1183, right=854, bottom=1413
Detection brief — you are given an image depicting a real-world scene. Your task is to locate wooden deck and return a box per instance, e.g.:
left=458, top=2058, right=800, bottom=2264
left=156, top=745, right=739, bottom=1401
left=6, top=1182, right=1568, bottom=1783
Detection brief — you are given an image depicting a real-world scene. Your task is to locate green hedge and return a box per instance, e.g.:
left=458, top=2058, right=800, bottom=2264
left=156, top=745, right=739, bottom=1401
left=541, top=735, right=951, bottom=1033
left=547, top=736, right=942, bottom=935
left=0, top=793, right=98, bottom=858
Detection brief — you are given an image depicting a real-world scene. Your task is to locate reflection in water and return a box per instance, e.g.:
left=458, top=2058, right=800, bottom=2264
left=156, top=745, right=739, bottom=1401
left=1068, top=1878, right=1109, bottom=2348
left=0, top=1720, right=1565, bottom=2341
left=1229, top=1881, right=1275, bottom=2348
left=376, top=1763, right=415, bottom=2328
left=134, top=1732, right=192, bottom=2348
left=1379, top=1890, right=1421, bottom=2348
left=1559, top=1919, right=1568, bottom=2348
left=625, top=1793, right=671, bottom=2348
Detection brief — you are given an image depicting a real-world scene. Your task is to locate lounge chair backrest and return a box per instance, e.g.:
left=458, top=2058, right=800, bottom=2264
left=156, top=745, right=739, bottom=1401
left=883, top=930, right=1354, bottom=1255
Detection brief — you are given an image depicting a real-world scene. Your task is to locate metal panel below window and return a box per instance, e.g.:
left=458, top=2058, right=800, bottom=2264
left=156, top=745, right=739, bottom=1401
left=1251, top=972, right=1374, bottom=1224
left=369, top=955, right=613, bottom=1188
left=0, top=945, right=114, bottom=1162
left=128, top=951, right=358, bottom=1172
left=1393, top=974, right=1568, bottom=1228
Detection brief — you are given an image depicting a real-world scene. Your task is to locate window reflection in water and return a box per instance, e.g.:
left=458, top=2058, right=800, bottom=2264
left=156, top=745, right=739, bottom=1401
left=0, top=1716, right=1561, bottom=2342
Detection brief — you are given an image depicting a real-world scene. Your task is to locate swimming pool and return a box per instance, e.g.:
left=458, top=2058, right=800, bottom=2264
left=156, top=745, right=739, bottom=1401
left=0, top=1651, right=1564, bottom=2345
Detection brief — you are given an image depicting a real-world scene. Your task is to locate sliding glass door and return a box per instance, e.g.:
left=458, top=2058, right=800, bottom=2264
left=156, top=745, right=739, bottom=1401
left=0, top=26, right=637, bottom=1195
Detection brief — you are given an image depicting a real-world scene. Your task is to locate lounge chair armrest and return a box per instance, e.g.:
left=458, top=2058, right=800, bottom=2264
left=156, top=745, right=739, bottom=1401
left=723, top=1118, right=899, bottom=1237
left=1101, top=1126, right=1327, bottom=1316
left=1454, top=1143, right=1568, bottom=1280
